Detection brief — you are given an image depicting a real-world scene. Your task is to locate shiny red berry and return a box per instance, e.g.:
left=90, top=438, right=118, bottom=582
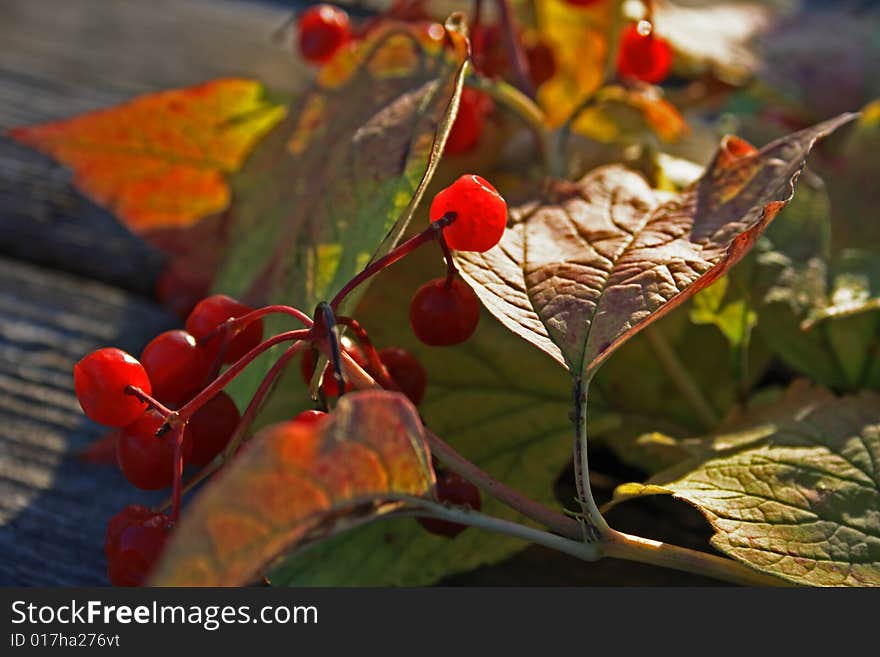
left=105, top=506, right=171, bottom=587
left=185, top=294, right=263, bottom=364
left=116, top=410, right=190, bottom=490
left=417, top=470, right=482, bottom=538
left=377, top=347, right=427, bottom=406
left=300, top=344, right=365, bottom=397
left=186, top=392, right=241, bottom=467
left=409, top=277, right=481, bottom=347
left=140, top=330, right=212, bottom=406
left=430, top=175, right=507, bottom=252
left=74, top=348, right=152, bottom=427
left=297, top=4, right=352, bottom=65
left=292, top=409, right=328, bottom=426
left=565, top=0, right=605, bottom=7
left=444, top=88, right=494, bottom=156
left=616, top=22, right=673, bottom=84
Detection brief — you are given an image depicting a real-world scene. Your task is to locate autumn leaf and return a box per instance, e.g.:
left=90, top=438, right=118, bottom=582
left=609, top=382, right=880, bottom=587
left=214, top=20, right=468, bottom=312
left=149, top=390, right=434, bottom=586
left=8, top=78, right=286, bottom=231
left=454, top=114, right=857, bottom=379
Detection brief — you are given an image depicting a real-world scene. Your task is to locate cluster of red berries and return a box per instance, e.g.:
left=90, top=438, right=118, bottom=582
left=77, top=173, right=508, bottom=584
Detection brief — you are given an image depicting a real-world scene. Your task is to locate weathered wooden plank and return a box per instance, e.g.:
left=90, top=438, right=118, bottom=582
left=0, top=255, right=176, bottom=585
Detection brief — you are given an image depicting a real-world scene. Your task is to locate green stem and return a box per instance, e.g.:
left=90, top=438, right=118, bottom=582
left=572, top=377, right=610, bottom=540
left=645, top=327, right=719, bottom=430
left=602, top=0, right=625, bottom=84
left=603, top=529, right=794, bottom=587
left=401, top=500, right=598, bottom=562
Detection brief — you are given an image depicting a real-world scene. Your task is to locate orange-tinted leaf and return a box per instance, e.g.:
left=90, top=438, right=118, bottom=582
left=455, top=114, right=857, bottom=378
left=9, top=78, right=286, bottom=231
left=149, top=390, right=433, bottom=586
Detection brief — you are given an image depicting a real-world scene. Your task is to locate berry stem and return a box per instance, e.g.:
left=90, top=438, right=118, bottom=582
left=335, top=316, right=396, bottom=389
left=329, top=213, right=456, bottom=311
left=438, top=233, right=459, bottom=287
left=170, top=424, right=186, bottom=523
left=495, top=0, right=536, bottom=98
left=315, top=302, right=346, bottom=398
left=175, top=328, right=312, bottom=421
left=200, top=304, right=314, bottom=345
left=157, top=339, right=311, bottom=514
left=124, top=385, right=174, bottom=418
left=223, top=340, right=309, bottom=461
left=426, top=428, right=581, bottom=540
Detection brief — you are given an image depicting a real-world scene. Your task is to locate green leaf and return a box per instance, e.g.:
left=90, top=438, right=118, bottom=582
left=454, top=115, right=857, bottom=380
left=610, top=382, right=880, bottom=587
left=690, top=277, right=757, bottom=349
left=269, top=238, right=580, bottom=585
left=150, top=390, right=434, bottom=586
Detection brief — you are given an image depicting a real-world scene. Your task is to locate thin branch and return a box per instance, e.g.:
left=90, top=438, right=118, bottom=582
left=603, top=529, right=794, bottom=587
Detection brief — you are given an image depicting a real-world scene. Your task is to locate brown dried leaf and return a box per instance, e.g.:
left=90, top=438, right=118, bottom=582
left=455, top=114, right=857, bottom=378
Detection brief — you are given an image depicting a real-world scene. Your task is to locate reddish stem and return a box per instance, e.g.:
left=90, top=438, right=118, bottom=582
left=222, top=341, right=309, bottom=460
left=329, top=214, right=456, bottom=311
left=200, top=304, right=314, bottom=345
left=496, top=0, right=536, bottom=98
left=335, top=316, right=396, bottom=389
left=124, top=385, right=174, bottom=418
left=438, top=233, right=459, bottom=287
left=170, top=424, right=186, bottom=523
left=175, top=328, right=312, bottom=421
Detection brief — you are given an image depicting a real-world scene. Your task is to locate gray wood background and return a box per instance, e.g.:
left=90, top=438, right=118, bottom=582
left=0, top=0, right=721, bottom=586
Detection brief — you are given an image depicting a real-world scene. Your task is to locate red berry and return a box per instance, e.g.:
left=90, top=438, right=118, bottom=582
left=409, top=277, right=480, bottom=347
left=430, top=175, right=507, bottom=252
left=292, top=409, right=328, bottom=426
left=417, top=470, right=482, bottom=538
left=185, top=294, right=264, bottom=364
left=116, top=410, right=190, bottom=490
left=105, top=506, right=171, bottom=587
left=74, top=348, right=152, bottom=427
left=616, top=22, right=673, bottom=84
left=565, top=0, right=605, bottom=7
left=444, top=88, right=494, bottom=156
left=186, top=392, right=241, bottom=467
left=140, top=330, right=212, bottom=406
left=376, top=347, right=427, bottom=406
left=297, top=4, right=352, bottom=65
left=300, top=344, right=365, bottom=397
